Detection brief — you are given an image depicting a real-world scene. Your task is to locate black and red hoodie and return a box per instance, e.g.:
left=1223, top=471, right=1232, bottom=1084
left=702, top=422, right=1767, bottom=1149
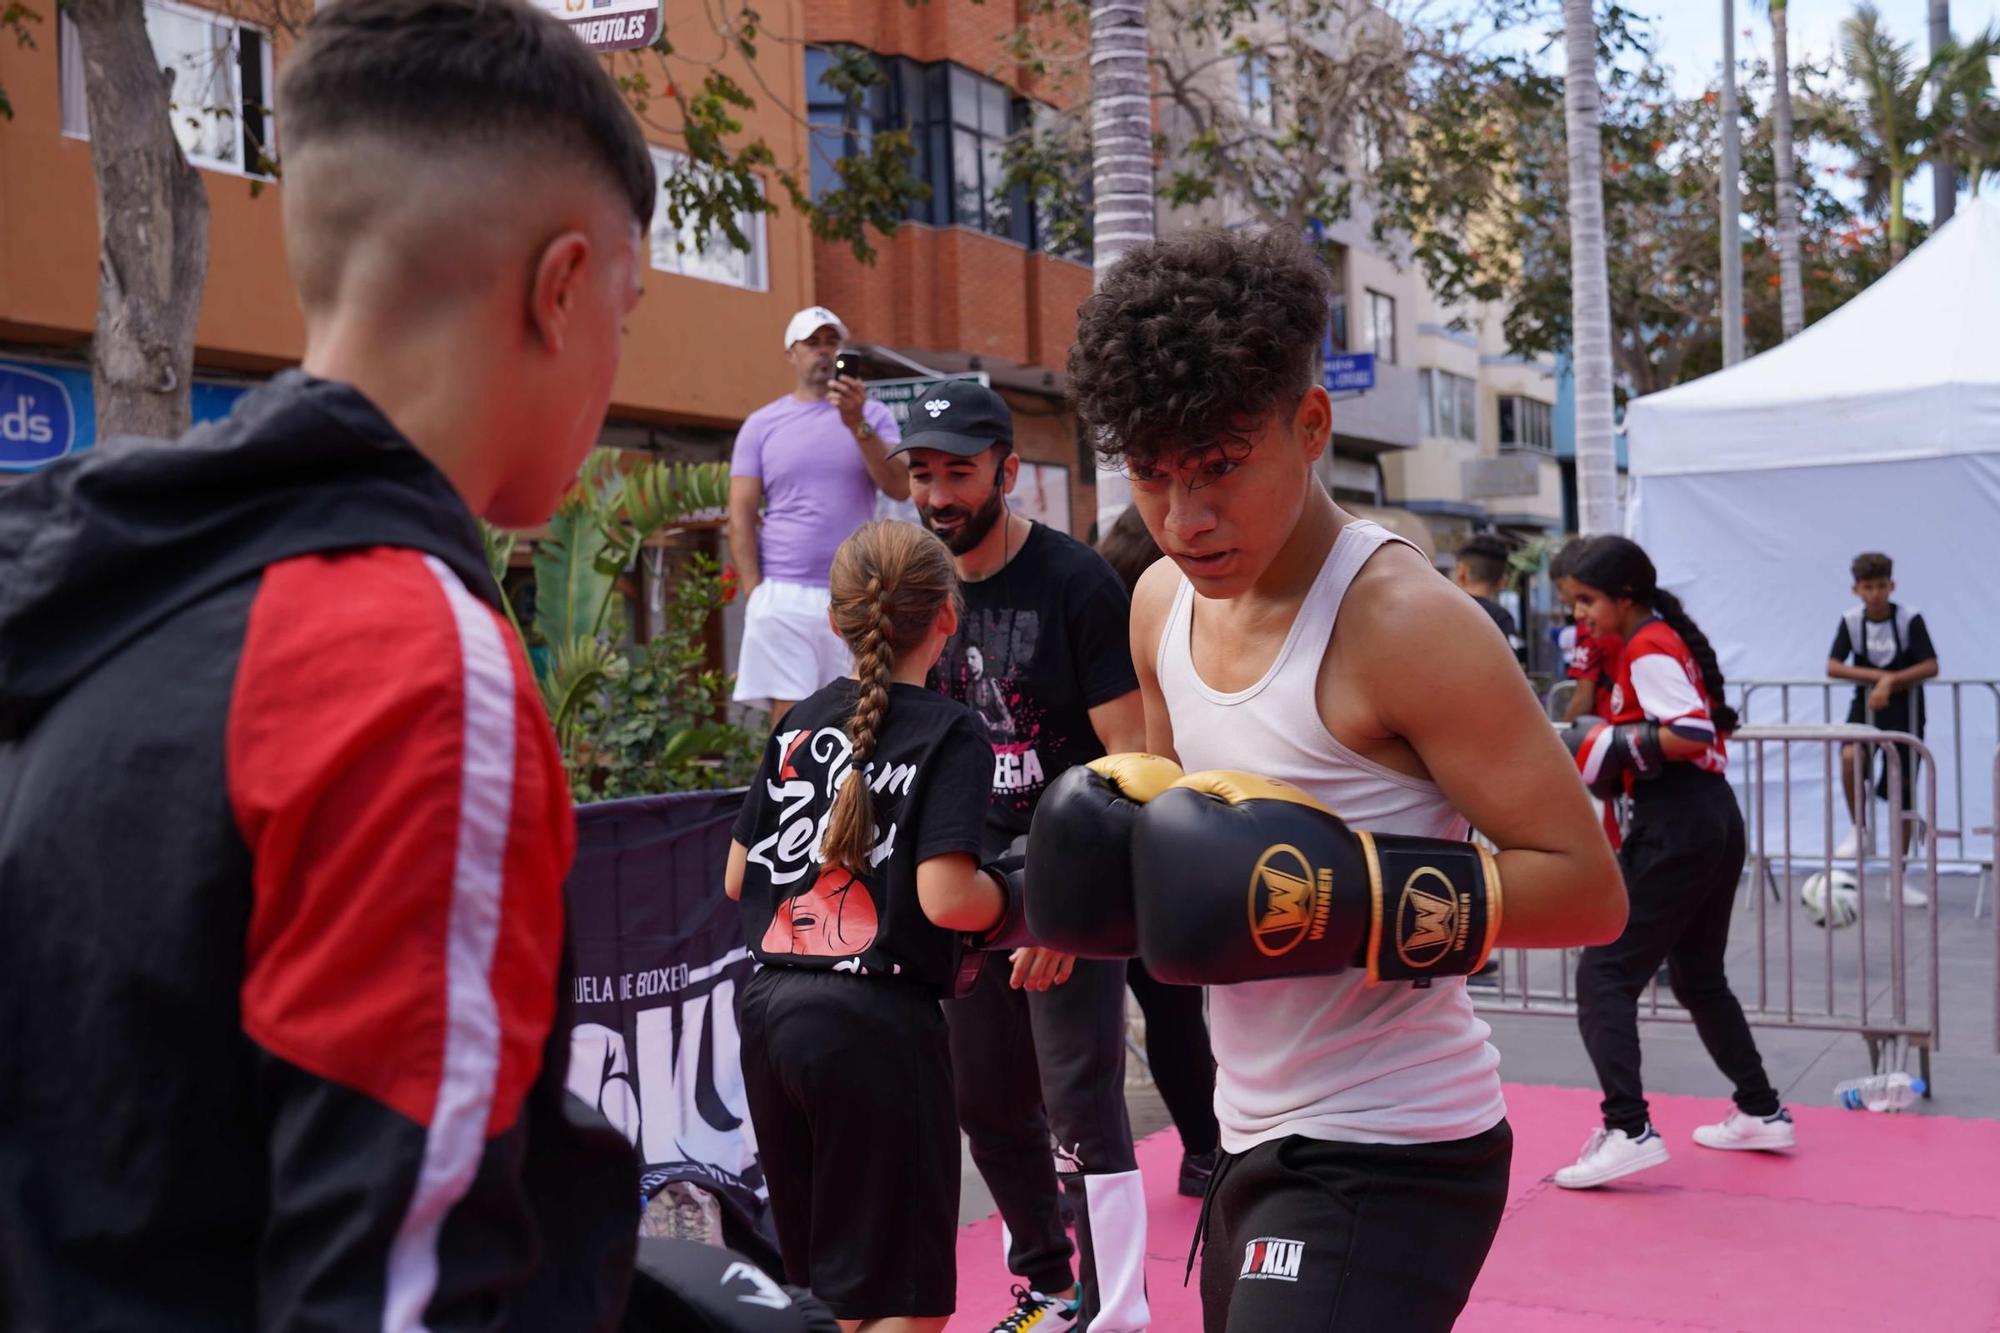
left=0, top=374, right=638, bottom=1331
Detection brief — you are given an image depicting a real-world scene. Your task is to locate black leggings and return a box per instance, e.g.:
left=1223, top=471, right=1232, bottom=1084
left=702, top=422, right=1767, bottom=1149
left=1575, top=774, right=1779, bottom=1136
left=1125, top=957, right=1219, bottom=1156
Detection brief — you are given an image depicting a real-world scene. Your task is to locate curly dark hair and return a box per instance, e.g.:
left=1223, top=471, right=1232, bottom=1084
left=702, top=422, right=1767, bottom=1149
left=1068, top=228, right=1331, bottom=465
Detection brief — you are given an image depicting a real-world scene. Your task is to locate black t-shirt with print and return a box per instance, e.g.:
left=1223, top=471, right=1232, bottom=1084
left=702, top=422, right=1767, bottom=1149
left=928, top=522, right=1139, bottom=849
left=1829, top=602, right=1937, bottom=731
left=732, top=678, right=992, bottom=997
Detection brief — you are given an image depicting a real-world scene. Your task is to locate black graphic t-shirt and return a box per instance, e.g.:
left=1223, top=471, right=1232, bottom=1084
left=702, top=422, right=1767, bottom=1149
left=928, top=522, right=1139, bottom=846
left=732, top=679, right=991, bottom=997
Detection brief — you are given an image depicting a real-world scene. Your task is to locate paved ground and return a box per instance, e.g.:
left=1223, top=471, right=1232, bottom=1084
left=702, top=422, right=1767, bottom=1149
left=959, top=869, right=2000, bottom=1231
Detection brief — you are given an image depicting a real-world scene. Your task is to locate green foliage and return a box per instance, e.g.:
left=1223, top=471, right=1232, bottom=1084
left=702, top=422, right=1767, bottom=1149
left=0, top=0, right=41, bottom=121
left=563, top=553, right=760, bottom=801
left=614, top=28, right=928, bottom=266
left=483, top=452, right=758, bottom=799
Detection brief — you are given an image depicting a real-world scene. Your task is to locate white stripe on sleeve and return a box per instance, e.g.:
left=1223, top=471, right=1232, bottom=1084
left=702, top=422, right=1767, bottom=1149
left=382, top=558, right=519, bottom=1333
left=1630, top=653, right=1710, bottom=728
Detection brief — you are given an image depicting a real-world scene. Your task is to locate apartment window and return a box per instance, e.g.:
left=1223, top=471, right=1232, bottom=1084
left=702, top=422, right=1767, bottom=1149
left=1364, top=290, right=1397, bottom=365
left=61, top=0, right=273, bottom=176
left=1239, top=56, right=1275, bottom=128
left=805, top=47, right=889, bottom=204
left=1420, top=370, right=1479, bottom=443
left=649, top=149, right=768, bottom=291
left=1498, top=395, right=1554, bottom=453
left=806, top=49, right=1035, bottom=246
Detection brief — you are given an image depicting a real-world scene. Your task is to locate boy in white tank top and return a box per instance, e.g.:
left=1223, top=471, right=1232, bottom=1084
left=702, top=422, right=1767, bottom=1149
left=1066, top=228, right=1628, bottom=1333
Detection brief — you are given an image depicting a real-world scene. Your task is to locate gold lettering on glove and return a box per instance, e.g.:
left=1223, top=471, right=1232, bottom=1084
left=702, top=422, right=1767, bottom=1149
left=1249, top=844, right=1331, bottom=957
left=1394, top=866, right=1468, bottom=971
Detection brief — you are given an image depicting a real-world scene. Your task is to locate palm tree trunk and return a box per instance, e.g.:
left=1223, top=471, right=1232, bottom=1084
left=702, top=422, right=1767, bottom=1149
left=1931, top=0, right=1955, bottom=224
left=1089, top=0, right=1151, bottom=534
left=1771, top=0, right=1806, bottom=339
left=1889, top=171, right=1907, bottom=263
left=1720, top=0, right=1744, bottom=366
left=1563, top=0, right=1619, bottom=536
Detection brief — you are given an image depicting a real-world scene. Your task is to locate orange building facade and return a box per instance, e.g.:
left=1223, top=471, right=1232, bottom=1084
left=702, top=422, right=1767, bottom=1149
left=0, top=0, right=1094, bottom=534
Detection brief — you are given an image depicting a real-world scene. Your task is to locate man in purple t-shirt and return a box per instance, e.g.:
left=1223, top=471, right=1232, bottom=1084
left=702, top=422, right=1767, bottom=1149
left=728, top=306, right=907, bottom=723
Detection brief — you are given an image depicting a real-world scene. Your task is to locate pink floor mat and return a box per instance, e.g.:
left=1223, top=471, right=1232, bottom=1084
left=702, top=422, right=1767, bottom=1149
left=949, top=1082, right=2000, bottom=1331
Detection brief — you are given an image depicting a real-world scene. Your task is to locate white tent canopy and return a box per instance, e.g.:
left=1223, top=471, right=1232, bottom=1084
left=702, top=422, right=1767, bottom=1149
left=1626, top=199, right=2000, bottom=864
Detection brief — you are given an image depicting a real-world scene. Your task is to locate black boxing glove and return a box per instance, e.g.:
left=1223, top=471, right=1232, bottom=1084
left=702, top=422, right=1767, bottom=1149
left=1132, top=771, right=1502, bottom=987
left=1559, top=720, right=1664, bottom=800
left=975, top=837, right=1034, bottom=951
left=1024, top=753, right=1185, bottom=958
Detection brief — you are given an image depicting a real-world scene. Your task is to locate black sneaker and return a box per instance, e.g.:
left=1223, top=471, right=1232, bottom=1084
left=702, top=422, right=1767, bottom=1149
left=1177, top=1148, right=1218, bottom=1198
left=990, top=1284, right=1081, bottom=1332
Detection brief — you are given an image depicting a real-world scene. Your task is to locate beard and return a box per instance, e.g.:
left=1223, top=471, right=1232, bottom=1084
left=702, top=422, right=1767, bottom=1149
left=921, top=485, right=1007, bottom=555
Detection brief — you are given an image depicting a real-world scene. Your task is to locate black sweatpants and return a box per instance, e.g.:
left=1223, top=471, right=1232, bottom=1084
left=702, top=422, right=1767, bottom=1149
left=737, top=966, right=959, bottom=1320
left=1125, top=958, right=1219, bottom=1156
left=946, top=951, right=1145, bottom=1326
left=1575, top=773, right=1779, bottom=1136
left=1196, top=1122, right=1513, bottom=1333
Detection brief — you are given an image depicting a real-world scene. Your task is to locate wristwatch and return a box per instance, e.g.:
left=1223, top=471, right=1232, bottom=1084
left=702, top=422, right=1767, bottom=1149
left=854, top=420, right=877, bottom=442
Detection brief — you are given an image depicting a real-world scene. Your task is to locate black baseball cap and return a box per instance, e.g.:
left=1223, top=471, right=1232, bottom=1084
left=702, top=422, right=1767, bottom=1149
left=887, top=380, right=1013, bottom=458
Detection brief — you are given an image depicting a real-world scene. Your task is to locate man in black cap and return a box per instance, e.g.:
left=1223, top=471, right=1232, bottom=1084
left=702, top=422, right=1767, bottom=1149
left=891, top=382, right=1154, bottom=1333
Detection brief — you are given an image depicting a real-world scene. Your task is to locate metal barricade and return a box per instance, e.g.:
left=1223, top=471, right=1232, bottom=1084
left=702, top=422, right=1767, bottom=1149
left=1542, top=679, right=1578, bottom=722
left=1732, top=678, right=2000, bottom=880
left=1475, top=725, right=1944, bottom=1087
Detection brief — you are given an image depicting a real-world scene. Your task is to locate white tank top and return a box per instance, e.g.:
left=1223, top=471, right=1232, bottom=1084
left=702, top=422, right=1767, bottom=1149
left=1158, top=520, right=1506, bottom=1149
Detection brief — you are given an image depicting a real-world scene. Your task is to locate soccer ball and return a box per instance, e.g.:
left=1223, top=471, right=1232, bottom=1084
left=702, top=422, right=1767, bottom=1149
left=1801, top=870, right=1860, bottom=929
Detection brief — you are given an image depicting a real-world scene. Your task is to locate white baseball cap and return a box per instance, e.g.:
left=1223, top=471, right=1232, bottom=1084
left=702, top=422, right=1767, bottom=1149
left=783, top=306, right=848, bottom=349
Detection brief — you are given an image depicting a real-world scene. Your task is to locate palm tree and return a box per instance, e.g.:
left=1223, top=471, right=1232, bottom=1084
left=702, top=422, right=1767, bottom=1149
left=1805, top=5, right=1932, bottom=265
left=1563, top=0, right=1618, bottom=536
left=1089, top=0, right=1152, bottom=534
left=1805, top=5, right=2000, bottom=264
left=1760, top=0, right=1807, bottom=339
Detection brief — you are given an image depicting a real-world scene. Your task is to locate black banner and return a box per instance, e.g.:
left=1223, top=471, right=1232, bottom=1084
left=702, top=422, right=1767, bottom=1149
left=563, top=790, right=772, bottom=1260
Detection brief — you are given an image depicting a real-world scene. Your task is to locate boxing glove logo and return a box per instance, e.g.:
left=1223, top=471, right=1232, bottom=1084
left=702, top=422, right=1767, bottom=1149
left=1247, top=843, right=1331, bottom=958
left=1394, top=866, right=1466, bottom=971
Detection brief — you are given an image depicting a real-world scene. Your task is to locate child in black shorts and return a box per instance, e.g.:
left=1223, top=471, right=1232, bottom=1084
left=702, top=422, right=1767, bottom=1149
left=726, top=519, right=1015, bottom=1332
left=1828, top=550, right=1939, bottom=870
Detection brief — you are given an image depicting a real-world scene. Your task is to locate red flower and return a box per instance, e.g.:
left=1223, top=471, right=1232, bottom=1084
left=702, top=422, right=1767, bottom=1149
left=720, top=564, right=741, bottom=604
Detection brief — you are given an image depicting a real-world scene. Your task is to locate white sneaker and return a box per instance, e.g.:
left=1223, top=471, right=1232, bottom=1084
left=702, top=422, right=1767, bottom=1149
left=1887, top=880, right=1930, bottom=907
left=1836, top=824, right=1874, bottom=859
left=1554, top=1125, right=1670, bottom=1190
left=1692, top=1107, right=1797, bottom=1152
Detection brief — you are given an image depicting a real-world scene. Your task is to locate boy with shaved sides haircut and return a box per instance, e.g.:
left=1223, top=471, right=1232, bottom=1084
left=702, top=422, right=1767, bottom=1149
left=0, top=0, right=664, bottom=1327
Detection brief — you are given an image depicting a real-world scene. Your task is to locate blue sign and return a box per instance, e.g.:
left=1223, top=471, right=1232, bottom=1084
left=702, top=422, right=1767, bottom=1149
left=1325, top=352, right=1376, bottom=394
left=0, top=358, right=252, bottom=473
left=0, top=362, right=81, bottom=471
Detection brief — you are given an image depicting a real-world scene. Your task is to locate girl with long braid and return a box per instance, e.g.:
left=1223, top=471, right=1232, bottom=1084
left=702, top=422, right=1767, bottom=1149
left=727, top=520, right=1018, bottom=1330
left=1554, top=536, right=1796, bottom=1189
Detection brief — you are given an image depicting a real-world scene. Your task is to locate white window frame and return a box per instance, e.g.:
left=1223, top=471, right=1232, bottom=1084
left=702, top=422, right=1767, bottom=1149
left=60, top=0, right=275, bottom=179
left=1239, top=55, right=1276, bottom=129
left=1366, top=289, right=1396, bottom=365
left=647, top=147, right=770, bottom=293
left=1498, top=394, right=1554, bottom=455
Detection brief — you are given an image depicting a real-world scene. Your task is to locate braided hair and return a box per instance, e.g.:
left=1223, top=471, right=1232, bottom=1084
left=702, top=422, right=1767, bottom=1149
left=1571, top=536, right=1739, bottom=735
left=820, top=520, right=961, bottom=872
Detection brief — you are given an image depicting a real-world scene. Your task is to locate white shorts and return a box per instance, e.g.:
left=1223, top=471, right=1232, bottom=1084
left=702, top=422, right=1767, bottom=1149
left=732, top=579, right=853, bottom=706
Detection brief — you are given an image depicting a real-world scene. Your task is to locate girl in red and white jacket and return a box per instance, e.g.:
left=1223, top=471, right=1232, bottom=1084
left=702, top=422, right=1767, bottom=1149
left=1554, top=536, right=1794, bottom=1190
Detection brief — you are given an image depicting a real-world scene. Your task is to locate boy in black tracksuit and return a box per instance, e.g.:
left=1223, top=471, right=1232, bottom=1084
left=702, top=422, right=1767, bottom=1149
left=1827, top=551, right=1940, bottom=864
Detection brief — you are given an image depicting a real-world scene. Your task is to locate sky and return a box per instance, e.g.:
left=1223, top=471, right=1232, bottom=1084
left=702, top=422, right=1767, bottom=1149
left=1485, top=0, right=2000, bottom=221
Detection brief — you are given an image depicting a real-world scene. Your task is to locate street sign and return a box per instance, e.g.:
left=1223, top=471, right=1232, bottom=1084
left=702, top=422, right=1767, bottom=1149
left=861, top=373, right=992, bottom=429
left=530, top=0, right=660, bottom=52
left=1324, top=352, right=1375, bottom=394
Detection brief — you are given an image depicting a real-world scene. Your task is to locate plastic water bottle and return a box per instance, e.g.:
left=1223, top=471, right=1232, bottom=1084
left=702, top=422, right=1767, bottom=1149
left=1833, top=1071, right=1926, bottom=1112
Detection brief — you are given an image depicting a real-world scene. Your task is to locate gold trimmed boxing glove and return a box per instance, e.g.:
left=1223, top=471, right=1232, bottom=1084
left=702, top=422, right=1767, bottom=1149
left=1131, top=771, right=1502, bottom=986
